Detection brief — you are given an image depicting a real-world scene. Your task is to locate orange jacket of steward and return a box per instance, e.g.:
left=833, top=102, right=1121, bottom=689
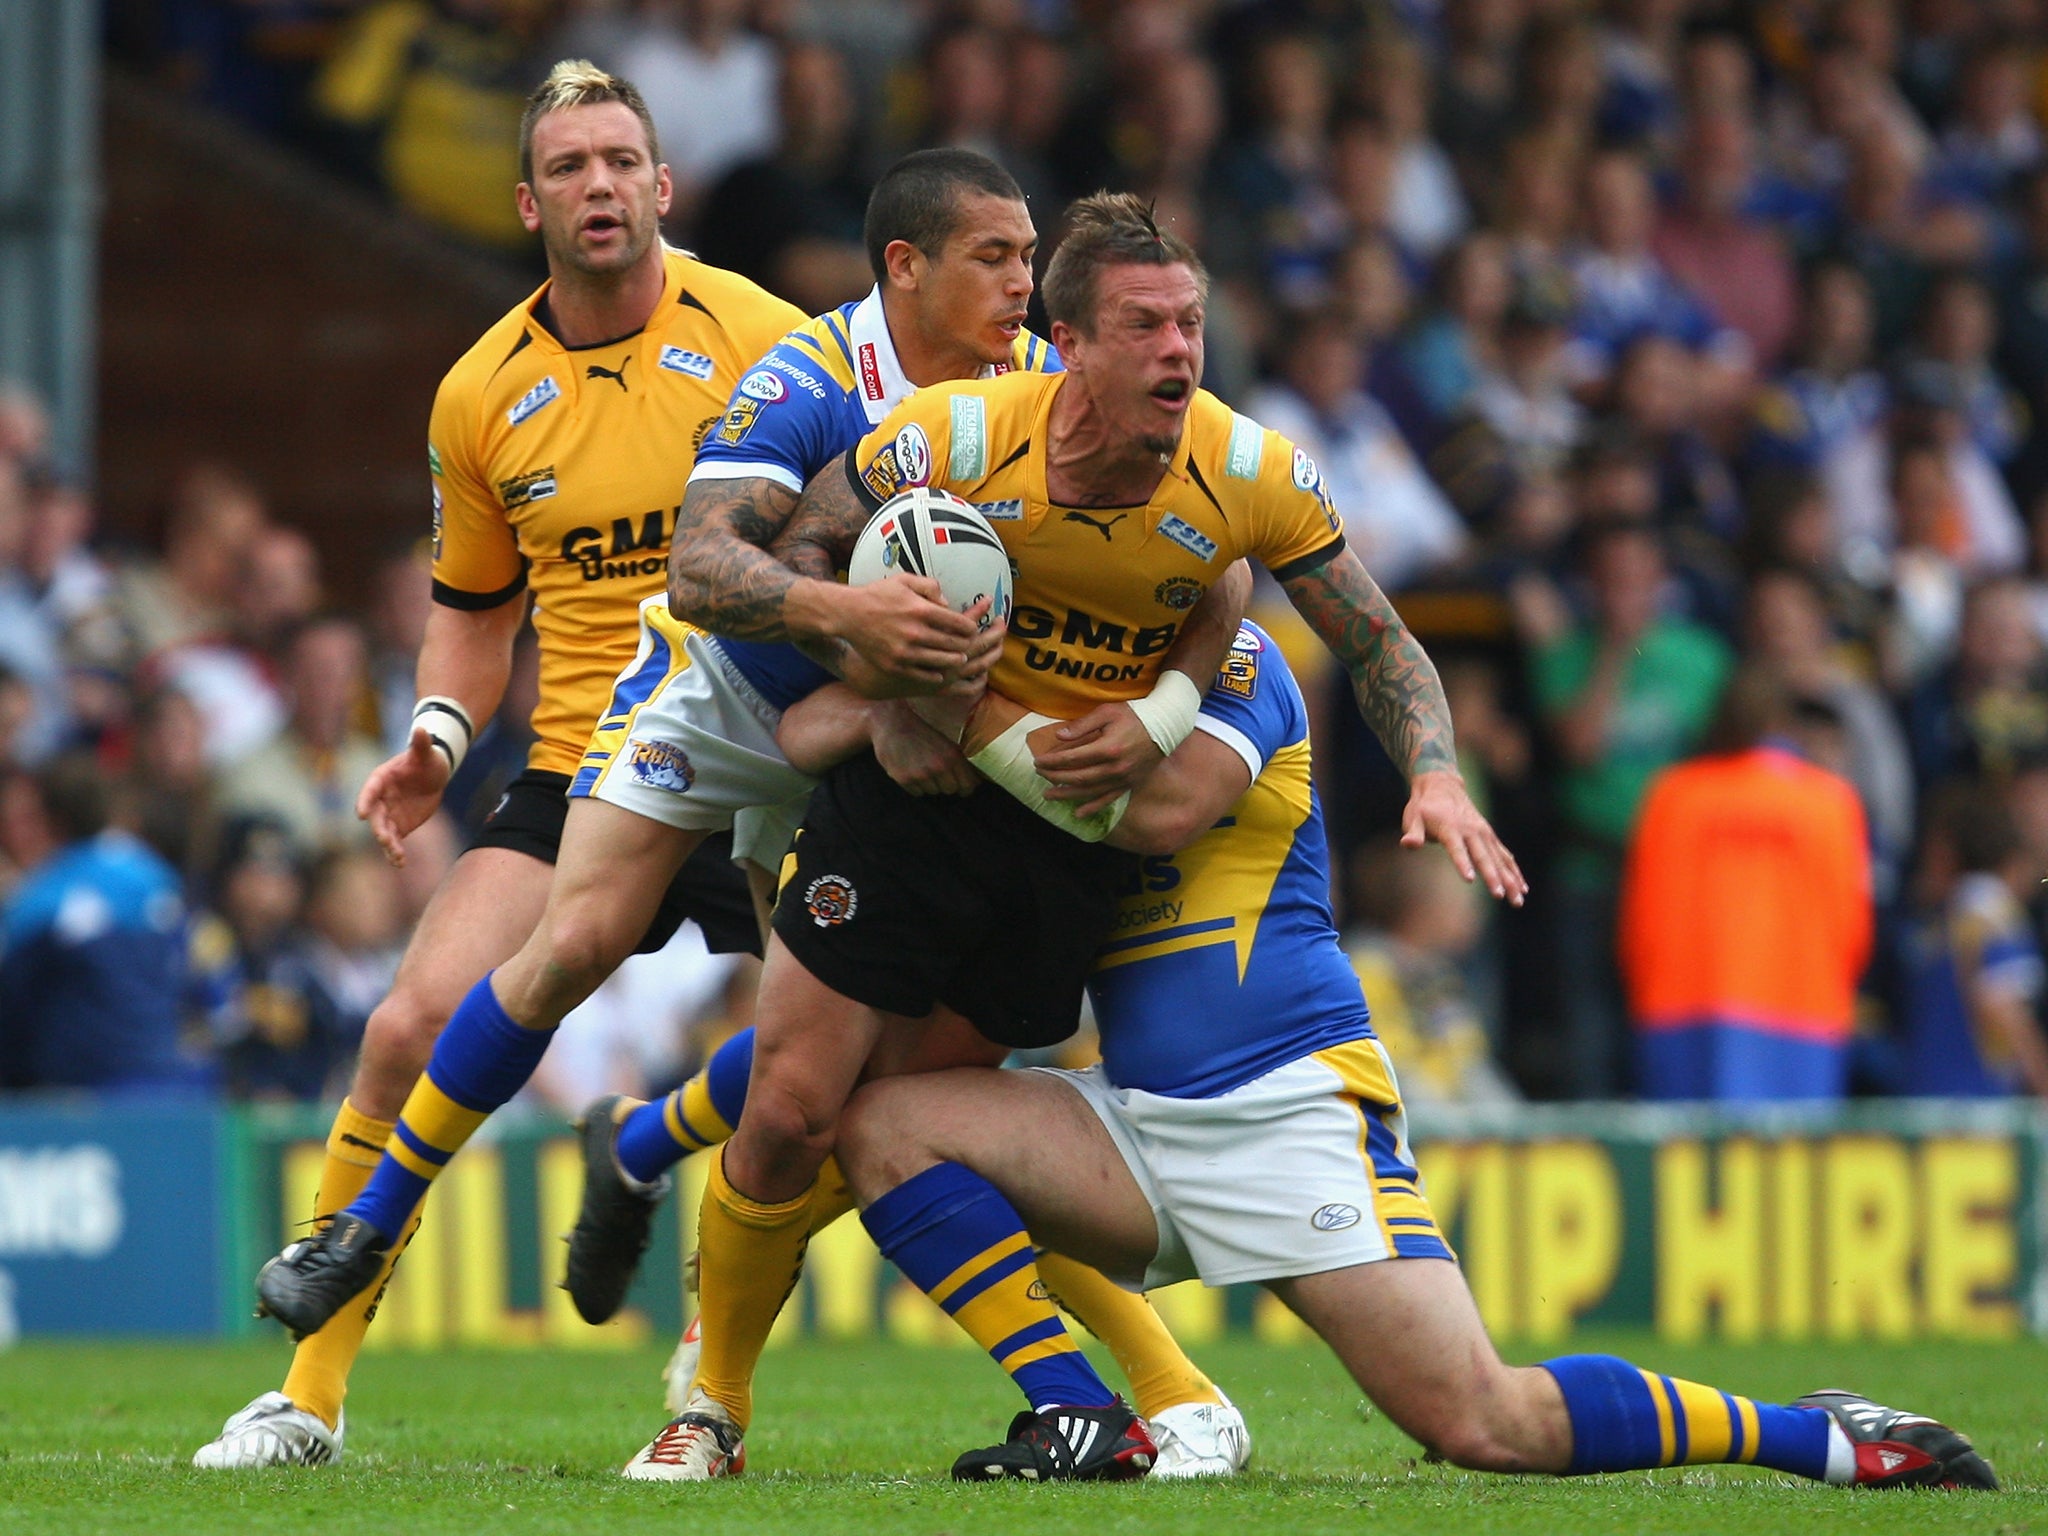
left=1619, top=745, right=1872, bottom=1043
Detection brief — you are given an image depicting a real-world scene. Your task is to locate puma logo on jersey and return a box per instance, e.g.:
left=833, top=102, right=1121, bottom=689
left=1063, top=510, right=1128, bottom=540
left=587, top=358, right=631, bottom=392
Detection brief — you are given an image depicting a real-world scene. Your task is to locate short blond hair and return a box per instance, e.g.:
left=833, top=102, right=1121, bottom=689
left=518, top=59, right=661, bottom=184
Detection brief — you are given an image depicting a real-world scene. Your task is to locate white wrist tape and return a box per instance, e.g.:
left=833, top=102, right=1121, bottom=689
left=969, top=712, right=1130, bottom=843
left=1126, top=669, right=1203, bottom=757
left=411, top=695, right=474, bottom=774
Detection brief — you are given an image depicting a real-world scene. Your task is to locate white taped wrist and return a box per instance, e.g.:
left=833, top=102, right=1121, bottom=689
left=969, top=713, right=1129, bottom=843
left=1126, top=669, right=1203, bottom=757
left=412, top=695, right=474, bottom=774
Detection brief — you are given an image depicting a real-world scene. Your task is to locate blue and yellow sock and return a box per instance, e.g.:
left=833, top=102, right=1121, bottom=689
left=1542, top=1354, right=1842, bottom=1480
left=616, top=1028, right=754, bottom=1185
left=863, top=1162, right=1114, bottom=1412
left=347, top=974, right=555, bottom=1238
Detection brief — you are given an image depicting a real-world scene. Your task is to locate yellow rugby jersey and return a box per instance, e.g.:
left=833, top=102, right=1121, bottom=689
left=428, top=247, right=803, bottom=775
left=845, top=371, right=1346, bottom=717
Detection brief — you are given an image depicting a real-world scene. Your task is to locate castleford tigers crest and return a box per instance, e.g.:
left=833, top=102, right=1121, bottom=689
left=804, top=875, right=858, bottom=927
left=628, top=740, right=694, bottom=792
left=1155, top=576, right=1203, bottom=611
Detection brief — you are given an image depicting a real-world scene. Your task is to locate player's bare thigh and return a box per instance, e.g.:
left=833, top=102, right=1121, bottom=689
left=349, top=846, right=555, bottom=1117
left=836, top=1066, right=1159, bottom=1281
left=493, top=797, right=707, bottom=1021
left=1266, top=1259, right=1570, bottom=1471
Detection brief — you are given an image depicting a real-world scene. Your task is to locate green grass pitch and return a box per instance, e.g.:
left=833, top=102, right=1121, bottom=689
left=0, top=1334, right=2037, bottom=1535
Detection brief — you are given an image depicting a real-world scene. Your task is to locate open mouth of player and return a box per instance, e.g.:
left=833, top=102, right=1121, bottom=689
left=582, top=212, right=624, bottom=240
left=1149, top=378, right=1192, bottom=410
left=994, top=312, right=1026, bottom=340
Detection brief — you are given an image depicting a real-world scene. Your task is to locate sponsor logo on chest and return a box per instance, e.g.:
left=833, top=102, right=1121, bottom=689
left=659, top=346, right=716, bottom=380
left=508, top=375, right=560, bottom=426
left=1158, top=514, right=1218, bottom=562
left=499, top=466, right=558, bottom=509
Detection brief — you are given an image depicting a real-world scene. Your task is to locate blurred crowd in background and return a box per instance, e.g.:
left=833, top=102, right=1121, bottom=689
left=12, top=0, right=2048, bottom=1109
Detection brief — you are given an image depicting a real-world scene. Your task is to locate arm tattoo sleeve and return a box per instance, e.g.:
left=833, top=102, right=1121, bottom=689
left=768, top=453, right=872, bottom=584
left=665, top=477, right=801, bottom=641
left=1281, top=546, right=1461, bottom=779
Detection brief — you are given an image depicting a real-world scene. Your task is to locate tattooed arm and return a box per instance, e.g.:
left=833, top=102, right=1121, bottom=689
left=665, top=475, right=803, bottom=642
left=667, top=460, right=981, bottom=689
left=1283, top=545, right=1527, bottom=903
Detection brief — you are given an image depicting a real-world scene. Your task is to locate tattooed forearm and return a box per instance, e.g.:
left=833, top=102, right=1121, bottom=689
left=1281, top=546, right=1461, bottom=779
left=769, top=453, right=875, bottom=583
left=666, top=476, right=802, bottom=641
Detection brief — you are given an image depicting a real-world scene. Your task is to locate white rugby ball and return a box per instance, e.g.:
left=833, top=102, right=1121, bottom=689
left=848, top=487, right=1013, bottom=631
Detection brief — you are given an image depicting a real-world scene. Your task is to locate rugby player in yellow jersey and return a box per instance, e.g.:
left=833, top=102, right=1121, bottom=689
left=630, top=191, right=1528, bottom=1480
left=245, top=148, right=1256, bottom=1479
left=194, top=59, right=806, bottom=1468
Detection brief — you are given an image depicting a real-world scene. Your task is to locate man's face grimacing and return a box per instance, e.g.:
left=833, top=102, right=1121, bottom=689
left=906, top=193, right=1037, bottom=366
left=1058, top=262, right=1206, bottom=458
left=517, top=102, right=672, bottom=276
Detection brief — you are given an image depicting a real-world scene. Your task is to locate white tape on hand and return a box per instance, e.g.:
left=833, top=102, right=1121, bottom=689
left=1125, top=669, right=1202, bottom=757
left=969, top=712, right=1130, bottom=842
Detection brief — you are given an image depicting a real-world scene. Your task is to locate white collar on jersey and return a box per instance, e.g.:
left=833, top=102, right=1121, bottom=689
left=844, top=284, right=1006, bottom=426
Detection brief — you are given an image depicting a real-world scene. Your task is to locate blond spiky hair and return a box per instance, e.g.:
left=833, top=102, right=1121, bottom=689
left=518, top=59, right=661, bottom=183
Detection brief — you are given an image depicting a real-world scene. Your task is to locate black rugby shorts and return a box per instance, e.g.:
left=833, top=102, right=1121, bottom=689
left=771, top=751, right=1138, bottom=1048
left=473, top=769, right=761, bottom=957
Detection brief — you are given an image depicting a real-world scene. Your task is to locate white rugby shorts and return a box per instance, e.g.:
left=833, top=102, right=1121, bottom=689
left=572, top=598, right=815, bottom=844
left=1040, top=1037, right=1453, bottom=1290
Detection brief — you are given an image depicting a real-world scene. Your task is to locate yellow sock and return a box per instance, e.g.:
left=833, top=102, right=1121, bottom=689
left=281, top=1100, right=419, bottom=1429
left=692, top=1152, right=814, bottom=1430
left=1036, top=1253, right=1222, bottom=1420
left=805, top=1157, right=857, bottom=1236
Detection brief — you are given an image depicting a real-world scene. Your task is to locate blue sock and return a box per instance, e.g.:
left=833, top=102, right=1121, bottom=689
left=348, top=974, right=555, bottom=1238
left=1543, top=1354, right=1833, bottom=1479
left=864, top=1162, right=1114, bottom=1412
left=615, top=1028, right=754, bottom=1184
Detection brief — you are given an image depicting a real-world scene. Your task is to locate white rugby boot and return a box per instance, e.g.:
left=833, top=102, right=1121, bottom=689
left=192, top=1391, right=343, bottom=1468
left=661, top=1313, right=702, bottom=1414
left=622, top=1390, right=745, bottom=1481
left=1147, top=1390, right=1252, bottom=1479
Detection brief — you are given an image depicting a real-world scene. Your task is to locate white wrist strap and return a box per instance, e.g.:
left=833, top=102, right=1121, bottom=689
left=1126, top=669, right=1203, bottom=757
left=412, top=695, right=474, bottom=774
left=969, top=712, right=1129, bottom=843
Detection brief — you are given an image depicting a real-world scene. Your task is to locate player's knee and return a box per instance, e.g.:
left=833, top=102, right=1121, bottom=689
left=536, top=908, right=636, bottom=997
left=361, top=988, right=447, bottom=1081
left=743, top=1069, right=845, bottom=1174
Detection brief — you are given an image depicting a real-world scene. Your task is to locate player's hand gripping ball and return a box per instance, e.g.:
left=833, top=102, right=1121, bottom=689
left=849, top=487, right=1013, bottom=632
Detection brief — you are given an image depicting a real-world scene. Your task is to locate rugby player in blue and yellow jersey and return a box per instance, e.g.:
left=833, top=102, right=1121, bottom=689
left=831, top=627, right=1998, bottom=1492
left=195, top=59, right=803, bottom=1469
left=250, top=153, right=1254, bottom=1477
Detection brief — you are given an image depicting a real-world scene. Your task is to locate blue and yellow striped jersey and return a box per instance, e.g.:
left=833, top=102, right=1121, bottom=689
left=1088, top=623, right=1374, bottom=1099
left=686, top=284, right=1058, bottom=708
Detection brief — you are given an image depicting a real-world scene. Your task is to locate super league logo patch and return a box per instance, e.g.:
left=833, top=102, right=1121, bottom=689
left=627, top=740, right=695, bottom=792
left=804, top=874, right=858, bottom=927
left=894, top=423, right=932, bottom=487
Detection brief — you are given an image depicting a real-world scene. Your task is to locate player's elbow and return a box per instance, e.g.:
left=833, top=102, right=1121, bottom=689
left=1109, top=801, right=1204, bottom=856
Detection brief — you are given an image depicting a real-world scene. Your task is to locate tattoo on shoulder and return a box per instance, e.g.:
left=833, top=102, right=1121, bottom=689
left=1282, top=549, right=1460, bottom=779
left=666, top=477, right=801, bottom=641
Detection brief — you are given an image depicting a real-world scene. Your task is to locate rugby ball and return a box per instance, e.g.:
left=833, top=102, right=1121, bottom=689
left=848, top=487, right=1013, bottom=632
